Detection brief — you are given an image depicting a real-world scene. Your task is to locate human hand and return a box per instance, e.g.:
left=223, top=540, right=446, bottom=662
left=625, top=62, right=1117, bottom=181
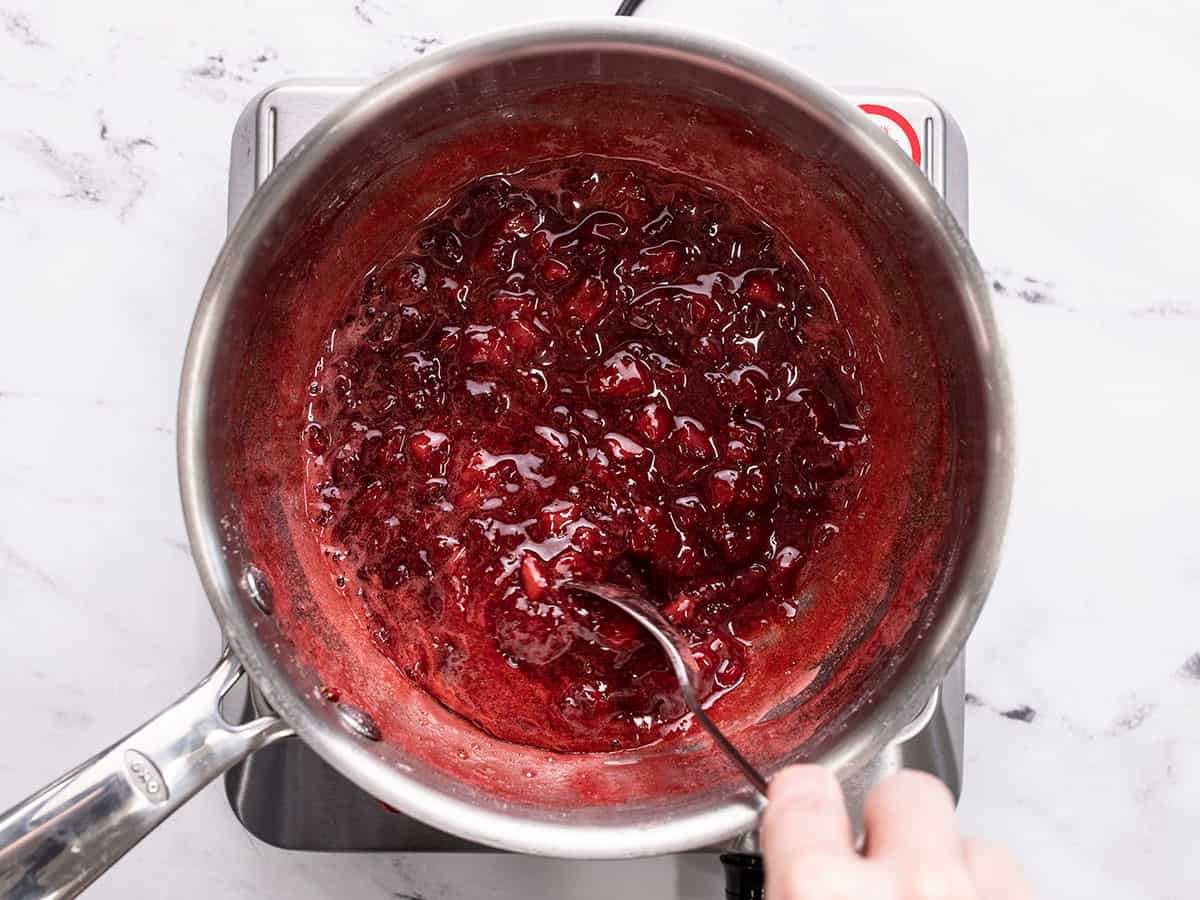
left=761, top=766, right=1035, bottom=899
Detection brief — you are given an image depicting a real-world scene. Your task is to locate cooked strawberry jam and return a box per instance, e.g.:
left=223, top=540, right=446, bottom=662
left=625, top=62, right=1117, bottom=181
left=301, top=156, right=869, bottom=752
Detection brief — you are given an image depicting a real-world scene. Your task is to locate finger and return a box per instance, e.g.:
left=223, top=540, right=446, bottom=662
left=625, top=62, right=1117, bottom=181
left=863, top=770, right=975, bottom=899
left=763, top=765, right=856, bottom=861
left=774, top=853, right=897, bottom=900
left=863, top=769, right=962, bottom=859
left=963, top=837, right=1037, bottom=900
left=762, top=766, right=862, bottom=899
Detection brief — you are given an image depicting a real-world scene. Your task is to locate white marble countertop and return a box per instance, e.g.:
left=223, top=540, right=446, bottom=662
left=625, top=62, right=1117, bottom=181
left=2, top=1, right=1197, bottom=897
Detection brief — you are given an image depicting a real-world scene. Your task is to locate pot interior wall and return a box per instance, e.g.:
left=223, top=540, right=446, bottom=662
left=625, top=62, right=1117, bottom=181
left=202, top=49, right=985, bottom=830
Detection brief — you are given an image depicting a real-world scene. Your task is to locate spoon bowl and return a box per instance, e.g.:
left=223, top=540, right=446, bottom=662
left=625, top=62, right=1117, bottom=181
left=566, top=581, right=770, bottom=799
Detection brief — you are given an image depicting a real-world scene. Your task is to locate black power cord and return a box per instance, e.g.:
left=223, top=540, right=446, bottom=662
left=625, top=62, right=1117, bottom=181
left=614, top=0, right=644, bottom=15
left=721, top=854, right=765, bottom=900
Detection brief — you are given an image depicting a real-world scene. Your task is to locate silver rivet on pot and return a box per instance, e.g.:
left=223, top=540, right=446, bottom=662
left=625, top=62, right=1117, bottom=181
left=242, top=565, right=274, bottom=614
left=337, top=703, right=381, bottom=741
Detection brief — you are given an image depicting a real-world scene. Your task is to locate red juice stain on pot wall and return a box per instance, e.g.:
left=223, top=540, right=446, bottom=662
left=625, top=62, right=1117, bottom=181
left=231, top=86, right=953, bottom=803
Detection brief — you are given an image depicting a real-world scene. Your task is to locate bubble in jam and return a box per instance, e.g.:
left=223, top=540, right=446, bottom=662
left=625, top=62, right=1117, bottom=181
left=301, top=155, right=870, bottom=752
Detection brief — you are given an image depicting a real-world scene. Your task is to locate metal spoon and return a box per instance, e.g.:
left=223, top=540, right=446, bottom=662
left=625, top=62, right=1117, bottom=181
left=566, top=581, right=769, bottom=798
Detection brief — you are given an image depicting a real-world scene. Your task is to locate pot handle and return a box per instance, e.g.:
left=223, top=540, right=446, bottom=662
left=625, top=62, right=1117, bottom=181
left=0, top=647, right=291, bottom=899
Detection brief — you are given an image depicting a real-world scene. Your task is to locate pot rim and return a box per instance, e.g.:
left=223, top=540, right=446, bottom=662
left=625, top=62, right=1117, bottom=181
left=178, top=16, right=1013, bottom=857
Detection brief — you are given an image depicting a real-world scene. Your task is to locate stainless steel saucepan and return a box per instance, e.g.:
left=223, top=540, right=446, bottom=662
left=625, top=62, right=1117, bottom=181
left=0, top=19, right=1013, bottom=898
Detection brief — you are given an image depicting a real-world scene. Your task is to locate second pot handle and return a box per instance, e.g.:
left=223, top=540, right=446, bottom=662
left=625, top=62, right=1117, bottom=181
left=0, top=648, right=291, bottom=899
